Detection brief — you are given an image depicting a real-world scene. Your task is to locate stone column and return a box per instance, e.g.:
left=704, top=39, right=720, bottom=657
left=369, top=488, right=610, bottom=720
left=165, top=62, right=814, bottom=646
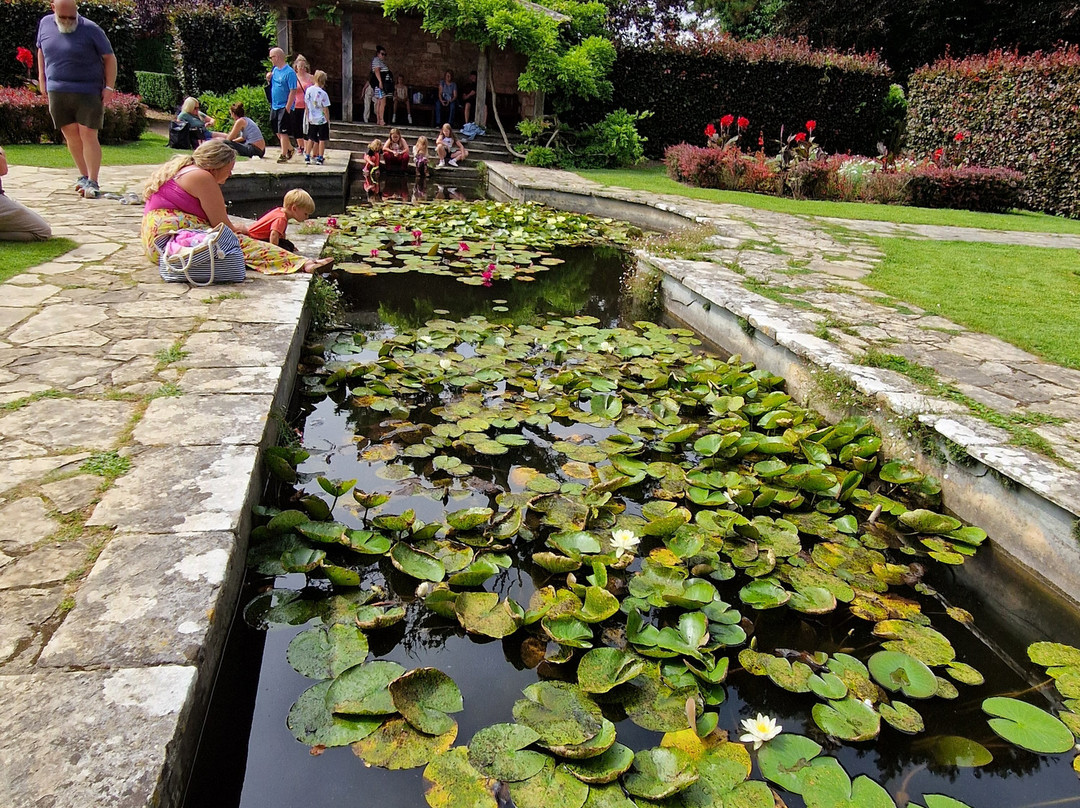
left=342, top=13, right=353, bottom=122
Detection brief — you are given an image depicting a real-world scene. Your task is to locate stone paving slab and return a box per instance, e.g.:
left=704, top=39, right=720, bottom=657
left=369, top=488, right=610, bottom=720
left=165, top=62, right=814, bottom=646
left=134, top=394, right=274, bottom=447
left=39, top=530, right=238, bottom=669
left=817, top=215, right=1080, bottom=248
left=0, top=666, right=196, bottom=808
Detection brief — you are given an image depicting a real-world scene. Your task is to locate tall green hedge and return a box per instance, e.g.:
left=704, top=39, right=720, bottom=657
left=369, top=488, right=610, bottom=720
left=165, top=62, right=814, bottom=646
left=136, top=70, right=179, bottom=111
left=606, top=33, right=893, bottom=158
left=907, top=47, right=1080, bottom=219
left=170, top=4, right=270, bottom=97
left=0, top=0, right=137, bottom=92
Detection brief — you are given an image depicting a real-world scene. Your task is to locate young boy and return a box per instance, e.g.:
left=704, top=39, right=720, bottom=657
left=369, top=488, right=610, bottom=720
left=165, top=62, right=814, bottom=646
left=247, top=188, right=316, bottom=253
left=304, top=70, right=331, bottom=165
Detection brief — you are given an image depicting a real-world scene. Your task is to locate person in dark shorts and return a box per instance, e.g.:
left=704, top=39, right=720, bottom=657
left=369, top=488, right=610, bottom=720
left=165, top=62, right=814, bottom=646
left=461, top=71, right=477, bottom=124
left=36, top=0, right=117, bottom=199
left=267, top=47, right=298, bottom=163
left=304, top=71, right=331, bottom=165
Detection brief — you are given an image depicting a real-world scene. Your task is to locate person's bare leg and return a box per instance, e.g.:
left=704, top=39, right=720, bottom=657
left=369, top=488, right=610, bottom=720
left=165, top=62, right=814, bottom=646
left=60, top=123, right=88, bottom=178
left=79, top=125, right=102, bottom=183
left=278, top=132, right=292, bottom=158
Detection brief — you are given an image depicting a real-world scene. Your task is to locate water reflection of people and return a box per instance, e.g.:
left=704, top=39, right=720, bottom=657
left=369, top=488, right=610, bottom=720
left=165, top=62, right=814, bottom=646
left=433, top=184, right=466, bottom=201
left=411, top=178, right=428, bottom=202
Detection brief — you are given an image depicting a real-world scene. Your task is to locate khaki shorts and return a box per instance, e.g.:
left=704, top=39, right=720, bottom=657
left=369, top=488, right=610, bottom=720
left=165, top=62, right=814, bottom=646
left=48, top=91, right=104, bottom=130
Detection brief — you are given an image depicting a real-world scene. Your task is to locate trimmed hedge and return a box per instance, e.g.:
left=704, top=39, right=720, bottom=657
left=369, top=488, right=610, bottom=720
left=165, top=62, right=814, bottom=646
left=0, top=87, right=146, bottom=143
left=664, top=144, right=1024, bottom=213
left=608, top=32, right=893, bottom=158
left=136, top=71, right=179, bottom=111
left=170, top=4, right=271, bottom=97
left=198, top=85, right=270, bottom=142
left=907, top=47, right=1080, bottom=219
left=0, top=0, right=137, bottom=92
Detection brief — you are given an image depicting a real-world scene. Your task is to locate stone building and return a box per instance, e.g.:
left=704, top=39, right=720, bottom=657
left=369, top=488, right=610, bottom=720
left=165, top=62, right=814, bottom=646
left=269, top=0, right=541, bottom=126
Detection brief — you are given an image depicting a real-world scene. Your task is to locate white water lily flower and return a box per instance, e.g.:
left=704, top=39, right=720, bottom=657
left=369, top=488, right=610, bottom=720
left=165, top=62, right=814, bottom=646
left=438, top=358, right=453, bottom=370
left=599, top=341, right=614, bottom=353
left=740, top=713, right=782, bottom=750
left=610, top=529, right=640, bottom=560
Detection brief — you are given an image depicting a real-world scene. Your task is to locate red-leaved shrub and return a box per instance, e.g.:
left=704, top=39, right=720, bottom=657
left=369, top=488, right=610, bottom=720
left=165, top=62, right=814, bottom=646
left=0, top=87, right=146, bottom=144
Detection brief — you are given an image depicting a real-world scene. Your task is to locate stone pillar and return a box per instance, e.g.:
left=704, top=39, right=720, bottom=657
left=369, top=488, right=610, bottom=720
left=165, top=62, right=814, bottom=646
left=276, top=13, right=290, bottom=54
left=476, top=47, right=490, bottom=128
left=341, top=13, right=353, bottom=122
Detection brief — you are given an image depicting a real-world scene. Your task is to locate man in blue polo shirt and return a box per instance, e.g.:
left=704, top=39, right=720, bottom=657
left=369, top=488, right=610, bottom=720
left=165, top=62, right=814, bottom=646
left=36, top=0, right=117, bottom=199
left=268, top=47, right=298, bottom=163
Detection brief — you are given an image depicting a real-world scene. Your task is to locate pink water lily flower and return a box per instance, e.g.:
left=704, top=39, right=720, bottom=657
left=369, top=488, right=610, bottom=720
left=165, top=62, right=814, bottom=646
left=370, top=248, right=379, bottom=257
left=326, top=217, right=338, bottom=228
left=459, top=241, right=470, bottom=251
left=394, top=224, right=402, bottom=232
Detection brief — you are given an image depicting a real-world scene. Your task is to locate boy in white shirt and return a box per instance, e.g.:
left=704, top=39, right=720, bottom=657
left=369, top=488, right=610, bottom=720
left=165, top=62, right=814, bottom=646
left=304, top=70, right=331, bottom=165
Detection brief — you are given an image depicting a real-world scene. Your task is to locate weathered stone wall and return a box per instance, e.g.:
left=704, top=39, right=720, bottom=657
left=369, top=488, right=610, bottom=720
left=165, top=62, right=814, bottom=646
left=283, top=1, right=531, bottom=118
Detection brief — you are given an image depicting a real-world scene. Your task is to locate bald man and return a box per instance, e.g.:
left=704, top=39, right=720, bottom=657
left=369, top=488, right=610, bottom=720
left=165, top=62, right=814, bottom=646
left=267, top=47, right=298, bottom=162
left=36, top=0, right=117, bottom=199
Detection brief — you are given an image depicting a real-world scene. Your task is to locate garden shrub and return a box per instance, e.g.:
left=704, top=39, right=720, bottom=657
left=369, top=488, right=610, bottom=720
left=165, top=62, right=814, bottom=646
left=905, top=164, right=1025, bottom=213
left=0, top=87, right=145, bottom=143
left=136, top=71, right=180, bottom=111
left=170, top=3, right=271, bottom=97
left=608, top=32, right=892, bottom=158
left=664, top=143, right=1023, bottom=212
left=907, top=47, right=1080, bottom=218
left=524, top=146, right=558, bottom=168
left=198, top=85, right=270, bottom=140
left=0, top=0, right=137, bottom=92
left=571, top=109, right=650, bottom=169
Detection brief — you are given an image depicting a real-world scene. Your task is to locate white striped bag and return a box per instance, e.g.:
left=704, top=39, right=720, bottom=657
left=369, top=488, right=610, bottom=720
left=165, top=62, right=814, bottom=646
left=159, top=223, right=246, bottom=286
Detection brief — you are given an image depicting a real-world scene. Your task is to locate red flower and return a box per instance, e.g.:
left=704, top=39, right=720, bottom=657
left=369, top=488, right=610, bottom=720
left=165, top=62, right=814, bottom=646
left=758, top=133, right=764, bottom=147
left=459, top=241, right=469, bottom=251
left=737, top=116, right=749, bottom=129
left=794, top=132, right=806, bottom=142
left=933, top=147, right=943, bottom=162
left=954, top=131, right=966, bottom=142
left=370, top=248, right=379, bottom=257
left=805, top=119, right=816, bottom=132
left=15, top=47, right=33, bottom=71
left=704, top=123, right=716, bottom=138
left=720, top=114, right=734, bottom=128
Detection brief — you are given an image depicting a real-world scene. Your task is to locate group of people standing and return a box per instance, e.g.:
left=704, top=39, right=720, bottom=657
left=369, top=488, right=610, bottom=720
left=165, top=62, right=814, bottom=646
left=267, top=48, right=332, bottom=164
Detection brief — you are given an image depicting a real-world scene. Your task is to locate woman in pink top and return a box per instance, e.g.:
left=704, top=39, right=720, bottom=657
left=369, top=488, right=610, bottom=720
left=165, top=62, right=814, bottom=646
left=292, top=55, right=315, bottom=158
left=141, top=140, right=330, bottom=274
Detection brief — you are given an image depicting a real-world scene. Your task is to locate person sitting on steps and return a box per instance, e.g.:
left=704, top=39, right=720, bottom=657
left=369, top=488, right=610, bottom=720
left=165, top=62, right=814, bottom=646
left=392, top=72, right=412, bottom=125
left=435, top=123, right=467, bottom=168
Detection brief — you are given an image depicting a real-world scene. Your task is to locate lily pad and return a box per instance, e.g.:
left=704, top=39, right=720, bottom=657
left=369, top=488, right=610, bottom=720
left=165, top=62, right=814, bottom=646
left=390, top=667, right=464, bottom=735
left=469, top=723, right=547, bottom=782
left=287, top=623, right=369, bottom=680
left=623, top=747, right=699, bottom=799
left=562, top=743, right=635, bottom=783
left=423, top=746, right=498, bottom=808
left=578, top=648, right=648, bottom=693
left=812, top=697, right=881, bottom=741
left=513, top=682, right=604, bottom=746
left=880, top=701, right=925, bottom=734
left=456, top=591, right=523, bottom=638
left=287, top=681, right=382, bottom=747
left=509, top=760, right=589, bottom=808
left=982, top=696, right=1076, bottom=754
left=352, top=717, right=457, bottom=769
left=930, top=735, right=993, bottom=767
left=327, top=660, right=407, bottom=715
left=868, top=651, right=938, bottom=699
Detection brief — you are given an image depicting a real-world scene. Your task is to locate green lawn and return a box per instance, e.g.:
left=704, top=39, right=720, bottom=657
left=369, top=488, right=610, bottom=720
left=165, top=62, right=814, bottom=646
left=0, top=238, right=79, bottom=283
left=865, top=238, right=1080, bottom=369
left=5, top=132, right=174, bottom=168
left=576, top=165, right=1080, bottom=236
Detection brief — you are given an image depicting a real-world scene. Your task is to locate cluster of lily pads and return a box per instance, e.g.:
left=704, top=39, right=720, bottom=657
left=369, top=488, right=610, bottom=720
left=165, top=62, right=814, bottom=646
left=249, top=316, right=1080, bottom=808
left=325, top=201, right=635, bottom=285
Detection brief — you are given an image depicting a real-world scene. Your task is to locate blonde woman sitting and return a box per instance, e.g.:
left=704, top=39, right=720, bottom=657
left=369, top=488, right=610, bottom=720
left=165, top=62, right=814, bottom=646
left=141, top=140, right=331, bottom=275
left=177, top=97, right=216, bottom=143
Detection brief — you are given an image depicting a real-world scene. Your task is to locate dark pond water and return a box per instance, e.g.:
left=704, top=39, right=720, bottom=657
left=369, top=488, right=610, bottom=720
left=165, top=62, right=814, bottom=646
left=183, top=244, right=1080, bottom=808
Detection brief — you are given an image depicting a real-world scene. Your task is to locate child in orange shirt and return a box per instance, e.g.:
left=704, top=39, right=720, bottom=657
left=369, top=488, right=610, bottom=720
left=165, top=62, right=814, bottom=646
left=364, top=138, right=382, bottom=179
left=247, top=188, right=316, bottom=253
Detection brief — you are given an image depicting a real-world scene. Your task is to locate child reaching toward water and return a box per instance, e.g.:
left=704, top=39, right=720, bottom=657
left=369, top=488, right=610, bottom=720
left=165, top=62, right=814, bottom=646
left=413, top=135, right=429, bottom=177
left=364, top=138, right=383, bottom=179
left=248, top=188, right=317, bottom=254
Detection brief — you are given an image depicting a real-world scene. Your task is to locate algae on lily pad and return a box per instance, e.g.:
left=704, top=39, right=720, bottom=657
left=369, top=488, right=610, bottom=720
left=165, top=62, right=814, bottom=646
left=352, top=717, right=458, bottom=769
left=390, top=667, right=464, bottom=735
left=509, top=759, right=590, bottom=808
left=423, top=746, right=498, bottom=808
left=623, top=746, right=699, bottom=800
left=562, top=742, right=635, bottom=783
left=468, top=723, right=547, bottom=782
left=577, top=648, right=648, bottom=694
left=287, top=681, right=382, bottom=747
left=513, top=682, right=604, bottom=746
left=287, top=623, right=369, bottom=680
